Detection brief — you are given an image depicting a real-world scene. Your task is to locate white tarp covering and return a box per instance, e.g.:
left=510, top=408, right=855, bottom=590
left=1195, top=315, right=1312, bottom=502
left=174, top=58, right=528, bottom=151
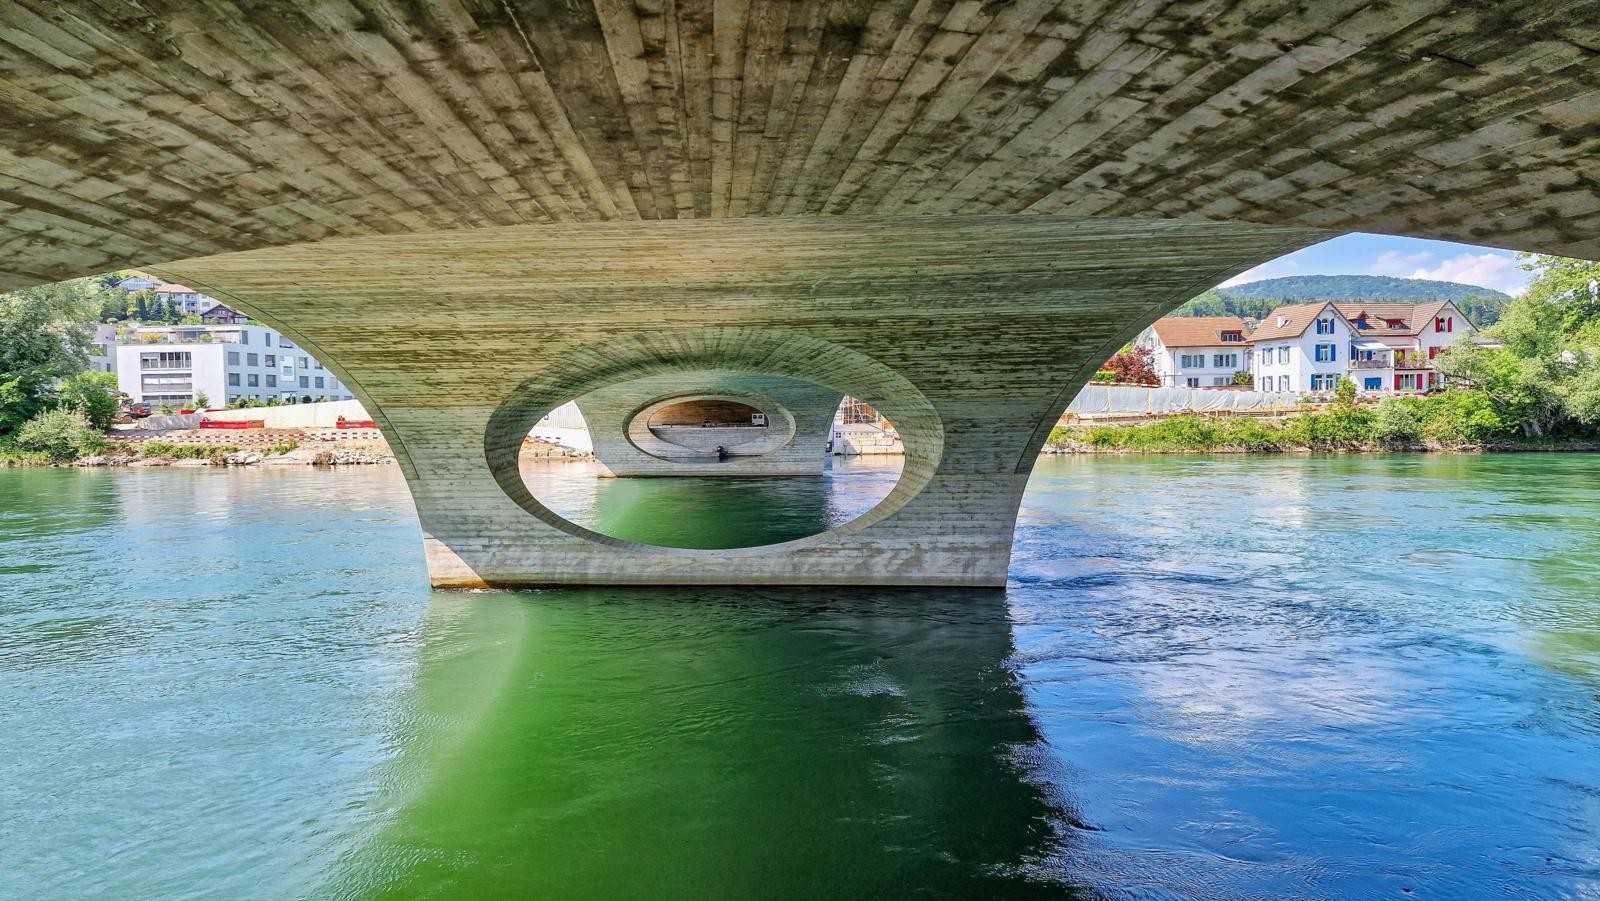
left=1065, top=385, right=1301, bottom=416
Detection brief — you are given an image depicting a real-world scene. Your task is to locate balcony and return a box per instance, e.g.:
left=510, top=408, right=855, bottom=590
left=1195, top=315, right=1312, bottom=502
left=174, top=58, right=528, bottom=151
left=1349, top=357, right=1391, bottom=370
left=1394, top=351, right=1433, bottom=369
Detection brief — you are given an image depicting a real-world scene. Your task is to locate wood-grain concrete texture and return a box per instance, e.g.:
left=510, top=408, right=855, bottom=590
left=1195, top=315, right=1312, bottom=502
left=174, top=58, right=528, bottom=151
left=574, top=372, right=842, bottom=477
left=151, top=216, right=1322, bottom=586
left=2, top=0, right=1600, bottom=289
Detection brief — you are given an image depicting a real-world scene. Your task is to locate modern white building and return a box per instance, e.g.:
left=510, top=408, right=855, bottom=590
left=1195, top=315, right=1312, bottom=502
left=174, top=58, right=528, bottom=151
left=109, top=323, right=354, bottom=409
left=1250, top=300, right=1482, bottom=394
left=1135, top=316, right=1252, bottom=387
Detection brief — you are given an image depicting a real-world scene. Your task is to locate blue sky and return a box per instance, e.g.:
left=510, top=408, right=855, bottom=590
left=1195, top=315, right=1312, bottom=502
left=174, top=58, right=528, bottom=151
left=1220, top=233, right=1533, bottom=296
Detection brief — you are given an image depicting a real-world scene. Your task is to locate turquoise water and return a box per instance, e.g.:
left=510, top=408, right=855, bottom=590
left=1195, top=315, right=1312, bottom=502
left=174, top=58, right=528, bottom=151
left=2, top=456, right=1598, bottom=898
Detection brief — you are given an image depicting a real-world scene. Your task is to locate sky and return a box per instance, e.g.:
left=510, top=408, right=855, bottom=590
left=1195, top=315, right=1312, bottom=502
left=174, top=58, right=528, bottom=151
left=1219, top=233, right=1533, bottom=296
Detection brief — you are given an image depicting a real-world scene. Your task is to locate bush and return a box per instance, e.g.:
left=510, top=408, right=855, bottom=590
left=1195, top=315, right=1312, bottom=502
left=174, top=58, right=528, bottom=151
left=139, top=441, right=238, bottom=459
left=1090, top=371, right=1117, bottom=384
left=1420, top=390, right=1511, bottom=446
left=1371, top=397, right=1424, bottom=445
left=13, top=409, right=106, bottom=461
left=1283, top=406, right=1374, bottom=449
left=263, top=440, right=300, bottom=455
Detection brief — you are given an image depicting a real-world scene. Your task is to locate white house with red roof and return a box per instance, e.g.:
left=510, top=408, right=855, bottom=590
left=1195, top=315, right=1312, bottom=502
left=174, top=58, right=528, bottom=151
left=1249, top=300, right=1482, bottom=395
left=1135, top=316, right=1252, bottom=387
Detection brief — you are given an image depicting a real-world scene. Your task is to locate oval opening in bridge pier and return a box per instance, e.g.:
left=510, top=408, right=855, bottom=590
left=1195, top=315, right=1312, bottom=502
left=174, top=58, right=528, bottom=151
left=517, top=382, right=906, bottom=550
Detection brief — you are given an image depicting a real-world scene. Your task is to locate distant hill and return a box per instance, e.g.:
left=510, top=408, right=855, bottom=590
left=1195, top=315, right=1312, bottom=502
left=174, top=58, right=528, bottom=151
left=1172, top=275, right=1512, bottom=327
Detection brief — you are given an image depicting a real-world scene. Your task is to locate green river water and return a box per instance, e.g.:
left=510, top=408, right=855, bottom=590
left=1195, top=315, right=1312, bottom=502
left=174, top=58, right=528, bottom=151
left=2, top=455, right=1598, bottom=899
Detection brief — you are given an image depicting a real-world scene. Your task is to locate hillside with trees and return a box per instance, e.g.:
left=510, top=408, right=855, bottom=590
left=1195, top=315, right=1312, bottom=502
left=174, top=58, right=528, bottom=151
left=1172, top=275, right=1512, bottom=326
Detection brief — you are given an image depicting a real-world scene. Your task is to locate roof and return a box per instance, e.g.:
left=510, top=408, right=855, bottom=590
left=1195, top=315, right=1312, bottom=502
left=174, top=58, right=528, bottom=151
left=1149, top=316, right=1250, bottom=347
left=153, top=283, right=196, bottom=293
left=1334, top=301, right=1455, bottom=336
left=1247, top=303, right=1339, bottom=341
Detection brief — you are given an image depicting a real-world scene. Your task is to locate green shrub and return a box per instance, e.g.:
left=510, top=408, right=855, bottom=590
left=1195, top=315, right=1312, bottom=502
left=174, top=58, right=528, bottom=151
left=0, top=439, right=52, bottom=466
left=1420, top=390, right=1511, bottom=446
left=138, top=441, right=238, bottom=459
left=1283, top=406, right=1374, bottom=449
left=263, top=440, right=300, bottom=455
left=1090, top=371, right=1116, bottom=384
left=1371, top=397, right=1424, bottom=445
left=13, top=409, right=106, bottom=461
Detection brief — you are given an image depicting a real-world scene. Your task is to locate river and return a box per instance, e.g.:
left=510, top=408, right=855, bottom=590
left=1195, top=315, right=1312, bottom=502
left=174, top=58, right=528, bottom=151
left=2, top=456, right=1598, bottom=898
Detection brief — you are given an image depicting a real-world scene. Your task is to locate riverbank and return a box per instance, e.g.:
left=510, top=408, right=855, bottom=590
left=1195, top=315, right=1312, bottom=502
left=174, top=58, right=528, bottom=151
left=0, top=431, right=590, bottom=468
left=1045, top=411, right=1600, bottom=455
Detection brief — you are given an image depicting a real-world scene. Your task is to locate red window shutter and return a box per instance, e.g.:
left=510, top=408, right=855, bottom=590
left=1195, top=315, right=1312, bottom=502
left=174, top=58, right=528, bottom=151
left=1429, top=346, right=1441, bottom=359
left=1395, top=374, right=1403, bottom=390
left=1448, top=318, right=1454, bottom=333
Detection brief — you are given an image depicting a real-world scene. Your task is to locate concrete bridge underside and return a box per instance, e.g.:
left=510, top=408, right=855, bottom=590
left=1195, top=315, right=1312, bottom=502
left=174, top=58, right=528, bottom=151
left=2, top=1, right=1599, bottom=586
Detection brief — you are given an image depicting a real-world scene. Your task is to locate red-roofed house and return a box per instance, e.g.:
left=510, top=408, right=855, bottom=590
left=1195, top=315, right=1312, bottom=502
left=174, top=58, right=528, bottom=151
left=1135, top=316, right=1253, bottom=387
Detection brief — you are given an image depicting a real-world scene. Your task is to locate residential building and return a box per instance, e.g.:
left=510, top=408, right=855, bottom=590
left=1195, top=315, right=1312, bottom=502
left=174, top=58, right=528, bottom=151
left=1250, top=300, right=1482, bottom=394
left=152, top=283, right=215, bottom=316
left=114, top=274, right=162, bottom=293
left=1135, top=316, right=1252, bottom=387
left=1335, top=301, right=1480, bottom=393
left=88, top=324, right=118, bottom=374
left=109, top=322, right=354, bottom=409
left=201, top=303, right=250, bottom=324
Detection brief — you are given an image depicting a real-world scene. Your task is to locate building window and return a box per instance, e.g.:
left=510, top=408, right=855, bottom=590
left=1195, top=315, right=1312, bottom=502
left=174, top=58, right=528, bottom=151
left=1397, top=373, right=1423, bottom=390
left=1185, top=377, right=1200, bottom=388
left=1315, top=318, right=1335, bottom=334
left=264, top=374, right=275, bottom=387
left=140, top=351, right=191, bottom=370
left=1180, top=353, right=1204, bottom=367
left=281, top=337, right=295, bottom=349
left=227, top=351, right=240, bottom=365
left=1364, top=377, right=1383, bottom=390
left=265, top=354, right=276, bottom=367
left=1314, top=344, right=1337, bottom=362
left=1221, top=331, right=1243, bottom=342
left=1212, top=377, right=1231, bottom=386
left=1211, top=353, right=1238, bottom=368
left=228, top=373, right=240, bottom=386
left=240, top=331, right=249, bottom=344
left=314, top=376, right=324, bottom=388
left=1278, top=375, right=1289, bottom=392
left=1311, top=373, right=1339, bottom=390
left=315, top=361, right=323, bottom=370
left=247, top=353, right=258, bottom=366
left=247, top=374, right=259, bottom=387
left=299, top=376, right=309, bottom=389
left=298, top=357, right=309, bottom=369
left=266, top=334, right=273, bottom=346
left=1435, top=316, right=1453, bottom=333
left=1277, top=346, right=1289, bottom=364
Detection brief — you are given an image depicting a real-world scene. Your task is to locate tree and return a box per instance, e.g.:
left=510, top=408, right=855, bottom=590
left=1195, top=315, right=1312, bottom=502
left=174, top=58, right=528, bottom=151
left=193, top=390, right=210, bottom=409
left=0, top=279, right=99, bottom=436
left=55, top=371, right=120, bottom=430
left=1102, top=345, right=1160, bottom=386
left=1232, top=370, right=1253, bottom=387
left=1333, top=377, right=1357, bottom=407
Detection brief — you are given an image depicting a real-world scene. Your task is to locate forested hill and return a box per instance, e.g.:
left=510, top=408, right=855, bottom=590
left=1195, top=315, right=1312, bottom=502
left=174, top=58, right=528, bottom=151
left=1173, top=275, right=1512, bottom=326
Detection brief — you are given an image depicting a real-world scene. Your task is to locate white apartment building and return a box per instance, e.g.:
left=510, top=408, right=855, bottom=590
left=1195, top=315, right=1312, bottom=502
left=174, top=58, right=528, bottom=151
left=152, top=283, right=215, bottom=316
left=110, top=323, right=354, bottom=409
left=1250, top=301, right=1481, bottom=394
left=1135, top=316, right=1252, bottom=387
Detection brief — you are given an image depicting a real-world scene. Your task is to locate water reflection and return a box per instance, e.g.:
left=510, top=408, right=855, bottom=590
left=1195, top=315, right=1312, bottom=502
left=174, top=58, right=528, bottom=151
left=330, top=587, right=1082, bottom=898
left=521, top=457, right=903, bottom=548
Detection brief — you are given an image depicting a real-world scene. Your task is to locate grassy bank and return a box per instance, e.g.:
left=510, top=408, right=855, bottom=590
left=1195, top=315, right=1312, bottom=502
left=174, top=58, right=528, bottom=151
left=1048, top=392, right=1600, bottom=454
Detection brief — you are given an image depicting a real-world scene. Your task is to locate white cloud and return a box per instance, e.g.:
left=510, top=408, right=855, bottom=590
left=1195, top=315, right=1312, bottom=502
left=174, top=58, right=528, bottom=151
left=1408, top=252, right=1530, bottom=296
left=1369, top=249, right=1435, bottom=275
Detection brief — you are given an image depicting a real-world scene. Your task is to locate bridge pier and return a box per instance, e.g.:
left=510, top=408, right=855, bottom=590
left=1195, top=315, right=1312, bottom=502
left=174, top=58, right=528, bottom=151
left=154, top=216, right=1326, bottom=588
